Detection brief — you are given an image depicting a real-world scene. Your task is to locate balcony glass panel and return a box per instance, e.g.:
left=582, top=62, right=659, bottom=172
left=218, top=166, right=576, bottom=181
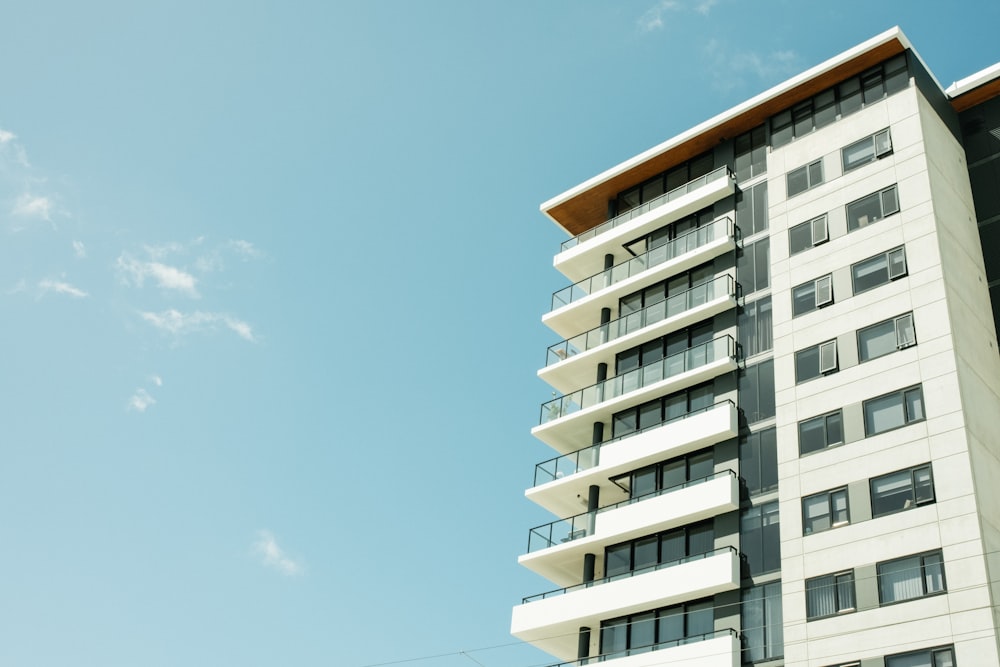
left=540, top=629, right=739, bottom=667
left=540, top=336, right=736, bottom=425
left=551, top=217, right=735, bottom=311
left=525, top=470, right=736, bottom=553
left=560, top=167, right=734, bottom=251
left=522, top=545, right=738, bottom=601
left=546, top=275, right=735, bottom=366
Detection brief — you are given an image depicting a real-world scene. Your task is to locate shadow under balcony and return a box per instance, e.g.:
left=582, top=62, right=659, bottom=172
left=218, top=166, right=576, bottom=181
left=541, top=274, right=738, bottom=394
left=554, top=166, right=737, bottom=283
left=528, top=400, right=738, bottom=519
left=544, top=217, right=738, bottom=340
left=533, top=335, right=738, bottom=453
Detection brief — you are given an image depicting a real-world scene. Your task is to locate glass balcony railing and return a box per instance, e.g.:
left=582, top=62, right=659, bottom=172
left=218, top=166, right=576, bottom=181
left=526, top=470, right=737, bottom=553
left=551, top=217, right=735, bottom=312
left=559, top=166, right=735, bottom=252
left=523, top=546, right=738, bottom=603
left=542, top=629, right=739, bottom=666
left=539, top=335, right=736, bottom=425
left=546, top=274, right=736, bottom=367
left=531, top=400, right=736, bottom=487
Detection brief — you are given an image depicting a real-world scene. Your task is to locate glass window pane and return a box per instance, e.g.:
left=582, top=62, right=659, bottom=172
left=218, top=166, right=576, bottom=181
left=686, top=600, right=713, bottom=638
left=847, top=191, right=883, bottom=230
left=661, top=530, right=685, bottom=562
left=789, top=221, right=814, bottom=254
left=632, top=467, right=657, bottom=498
left=661, top=459, right=686, bottom=489
left=853, top=254, right=889, bottom=293
left=787, top=166, right=808, bottom=197
left=657, top=607, right=684, bottom=643
left=905, top=388, right=924, bottom=422
left=688, top=450, right=714, bottom=481
left=796, top=345, right=820, bottom=383
left=839, top=77, right=862, bottom=116
left=843, top=136, right=875, bottom=171
left=923, top=553, right=945, bottom=593
left=865, top=393, right=905, bottom=435
left=859, top=319, right=897, bottom=361
left=687, top=522, right=714, bottom=556
left=799, top=416, right=827, bottom=455
left=633, top=537, right=658, bottom=572
left=826, top=412, right=843, bottom=445
left=793, top=282, right=816, bottom=315
left=605, top=544, right=632, bottom=577
left=879, top=556, right=922, bottom=602
left=600, top=618, right=628, bottom=655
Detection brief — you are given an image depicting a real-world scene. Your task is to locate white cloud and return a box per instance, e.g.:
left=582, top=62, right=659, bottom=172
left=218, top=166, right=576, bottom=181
left=638, top=0, right=680, bottom=31
left=150, top=375, right=163, bottom=387
left=116, top=254, right=199, bottom=297
left=139, top=309, right=256, bottom=342
left=0, top=129, right=15, bottom=144
left=12, top=194, right=52, bottom=221
left=702, top=39, right=799, bottom=91
left=38, top=279, right=88, bottom=298
left=128, top=388, right=156, bottom=412
left=252, top=531, right=303, bottom=576
left=693, top=0, right=717, bottom=14
left=229, top=239, right=263, bottom=260
left=72, top=240, right=87, bottom=258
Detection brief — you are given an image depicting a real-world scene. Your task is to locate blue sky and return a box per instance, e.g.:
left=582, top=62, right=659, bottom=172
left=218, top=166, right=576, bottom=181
left=0, top=1, right=997, bottom=666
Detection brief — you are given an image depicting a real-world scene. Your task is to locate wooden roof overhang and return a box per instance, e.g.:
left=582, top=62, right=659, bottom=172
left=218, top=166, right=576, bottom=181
left=543, top=37, right=908, bottom=237
left=951, top=76, right=1000, bottom=113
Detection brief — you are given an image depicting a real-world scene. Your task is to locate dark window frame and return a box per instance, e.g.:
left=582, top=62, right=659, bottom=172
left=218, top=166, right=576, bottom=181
left=787, top=159, right=825, bottom=197
left=842, top=128, right=893, bottom=172
left=805, top=571, right=856, bottom=620
left=792, top=274, right=834, bottom=316
left=789, top=214, right=829, bottom=255
left=846, top=184, right=900, bottom=231
left=870, top=464, right=935, bottom=518
left=802, top=487, right=849, bottom=535
left=798, top=410, right=844, bottom=456
left=884, top=646, right=955, bottom=667
left=795, top=339, right=839, bottom=383
left=877, top=550, right=946, bottom=606
left=851, top=246, right=907, bottom=294
left=857, top=312, right=916, bottom=362
left=863, top=385, right=925, bottom=437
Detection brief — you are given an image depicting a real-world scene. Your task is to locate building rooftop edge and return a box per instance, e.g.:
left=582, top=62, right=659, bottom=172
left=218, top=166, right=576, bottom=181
left=947, top=61, right=1000, bottom=98
left=540, top=26, right=922, bottom=231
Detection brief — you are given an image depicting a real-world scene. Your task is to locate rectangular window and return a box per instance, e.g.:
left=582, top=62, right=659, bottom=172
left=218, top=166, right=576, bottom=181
left=842, top=129, right=892, bottom=171
left=871, top=464, right=934, bottom=517
left=863, top=385, right=924, bottom=436
left=847, top=185, right=900, bottom=230
left=852, top=246, right=907, bottom=294
left=740, top=427, right=778, bottom=496
left=738, top=296, right=773, bottom=358
left=795, top=340, right=838, bottom=383
left=736, top=181, right=768, bottom=237
left=803, top=488, right=849, bottom=534
left=858, top=313, right=916, bottom=361
left=738, top=237, right=770, bottom=296
left=741, top=501, right=780, bottom=575
left=600, top=599, right=716, bottom=657
left=787, top=160, right=824, bottom=197
left=798, top=410, right=844, bottom=455
left=806, top=571, right=856, bottom=619
left=885, top=646, right=955, bottom=667
left=789, top=215, right=828, bottom=255
left=878, top=551, right=946, bottom=604
left=734, top=125, right=767, bottom=182
left=792, top=275, right=833, bottom=316
left=741, top=581, right=783, bottom=662
left=738, top=359, right=775, bottom=424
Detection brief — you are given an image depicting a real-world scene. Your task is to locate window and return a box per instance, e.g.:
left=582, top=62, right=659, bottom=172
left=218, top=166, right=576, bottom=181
left=742, top=581, right=783, bottom=662
left=787, top=160, right=824, bottom=197
left=795, top=340, right=838, bottom=383
left=878, top=551, right=945, bottom=604
left=605, top=520, right=714, bottom=578
left=735, top=125, right=767, bottom=182
left=799, top=410, right=844, bottom=455
left=806, top=571, right=856, bottom=619
left=738, top=237, right=770, bottom=296
left=792, top=275, right=833, bottom=316
left=885, top=646, right=955, bottom=667
left=871, top=465, right=934, bottom=517
left=847, top=185, right=900, bottom=230
left=789, top=215, right=828, bottom=255
left=600, top=599, right=714, bottom=658
left=738, top=359, right=775, bottom=425
left=614, top=153, right=715, bottom=217
left=852, top=247, right=907, bottom=294
left=842, top=129, right=892, bottom=171
left=612, top=383, right=715, bottom=439
left=741, top=501, right=780, bottom=575
left=738, top=296, right=773, bottom=358
left=736, top=181, right=768, bottom=236
left=802, top=488, right=849, bottom=534
left=858, top=313, right=916, bottom=361
left=610, top=450, right=714, bottom=501
left=864, top=385, right=924, bottom=436
left=740, top=427, right=777, bottom=496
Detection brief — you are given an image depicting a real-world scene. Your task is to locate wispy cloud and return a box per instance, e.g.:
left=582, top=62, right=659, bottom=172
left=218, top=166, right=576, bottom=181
left=638, top=0, right=680, bottom=31
left=228, top=239, right=263, bottom=261
left=116, top=254, right=199, bottom=297
left=139, top=309, right=256, bottom=342
left=693, top=0, right=717, bottom=14
left=150, top=375, right=163, bottom=387
left=38, top=279, right=88, bottom=298
left=703, top=39, right=800, bottom=91
left=12, top=193, right=53, bottom=221
left=128, top=388, right=156, bottom=412
left=72, top=240, right=86, bottom=258
left=252, top=531, right=303, bottom=576
left=0, top=129, right=15, bottom=144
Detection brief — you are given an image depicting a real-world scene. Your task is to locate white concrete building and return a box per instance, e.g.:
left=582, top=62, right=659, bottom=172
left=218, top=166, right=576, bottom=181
left=511, top=27, right=1000, bottom=667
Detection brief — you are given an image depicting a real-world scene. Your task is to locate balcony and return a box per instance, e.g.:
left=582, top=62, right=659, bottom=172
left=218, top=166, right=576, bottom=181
left=545, top=217, right=737, bottom=340
left=520, top=471, right=739, bottom=585
left=533, top=629, right=740, bottom=667
left=555, top=166, right=737, bottom=283
left=533, top=335, right=738, bottom=453
left=541, top=274, right=738, bottom=393
left=528, top=400, right=738, bottom=518
left=510, top=549, right=740, bottom=662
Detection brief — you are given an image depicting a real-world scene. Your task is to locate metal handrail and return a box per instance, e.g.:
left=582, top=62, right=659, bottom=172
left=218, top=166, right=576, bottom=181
left=541, top=628, right=739, bottom=666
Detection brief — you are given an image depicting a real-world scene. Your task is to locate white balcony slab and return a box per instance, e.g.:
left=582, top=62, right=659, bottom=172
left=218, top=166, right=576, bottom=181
left=554, top=174, right=736, bottom=283
left=595, top=633, right=740, bottom=667
left=539, top=291, right=738, bottom=394
left=527, top=401, right=739, bottom=518
left=511, top=550, right=740, bottom=661
left=543, top=234, right=736, bottom=341
left=520, top=472, right=740, bottom=585
left=532, top=355, right=739, bottom=454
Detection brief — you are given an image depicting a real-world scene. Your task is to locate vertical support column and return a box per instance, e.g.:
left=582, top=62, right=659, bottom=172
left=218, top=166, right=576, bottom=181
left=578, top=627, right=592, bottom=663
left=585, top=483, right=600, bottom=542
left=600, top=307, right=612, bottom=345
left=604, top=254, right=614, bottom=270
